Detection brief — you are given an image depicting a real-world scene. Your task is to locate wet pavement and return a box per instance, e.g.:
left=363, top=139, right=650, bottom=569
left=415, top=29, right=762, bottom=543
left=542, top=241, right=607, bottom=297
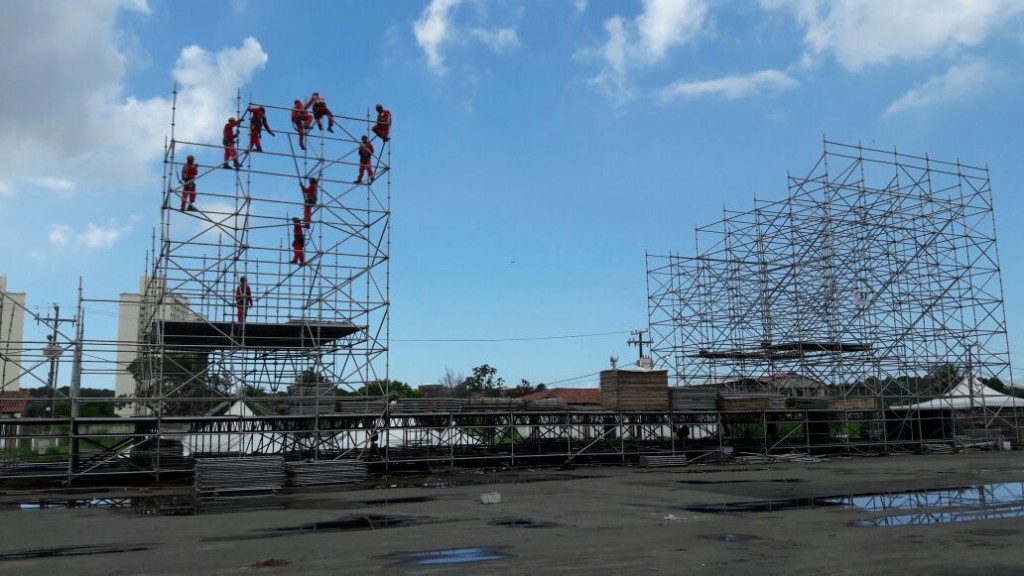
left=1, top=451, right=1023, bottom=575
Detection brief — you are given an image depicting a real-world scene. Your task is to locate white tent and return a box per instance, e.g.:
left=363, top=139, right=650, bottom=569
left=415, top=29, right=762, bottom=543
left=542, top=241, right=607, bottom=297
left=892, top=377, right=1024, bottom=410
left=181, top=401, right=289, bottom=455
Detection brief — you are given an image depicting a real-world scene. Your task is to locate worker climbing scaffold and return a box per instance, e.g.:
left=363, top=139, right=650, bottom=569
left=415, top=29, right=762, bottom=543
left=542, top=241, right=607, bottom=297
left=301, top=177, right=317, bottom=229
left=291, top=100, right=313, bottom=151
left=222, top=116, right=243, bottom=169
left=180, top=154, right=198, bottom=211
left=247, top=105, right=274, bottom=152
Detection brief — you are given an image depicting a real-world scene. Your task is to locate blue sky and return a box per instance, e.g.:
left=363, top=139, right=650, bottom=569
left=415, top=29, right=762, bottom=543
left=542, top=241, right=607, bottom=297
left=2, top=0, right=1024, bottom=389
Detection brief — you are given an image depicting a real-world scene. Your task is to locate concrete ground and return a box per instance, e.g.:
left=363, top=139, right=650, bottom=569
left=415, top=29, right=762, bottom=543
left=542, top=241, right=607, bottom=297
left=1, top=451, right=1023, bottom=575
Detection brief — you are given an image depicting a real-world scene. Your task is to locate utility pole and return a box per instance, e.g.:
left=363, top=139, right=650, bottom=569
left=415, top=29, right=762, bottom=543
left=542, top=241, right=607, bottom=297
left=39, top=304, right=75, bottom=418
left=627, top=329, right=652, bottom=362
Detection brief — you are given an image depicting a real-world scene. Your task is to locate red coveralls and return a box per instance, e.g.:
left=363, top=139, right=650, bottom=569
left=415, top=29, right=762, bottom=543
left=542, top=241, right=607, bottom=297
left=372, top=107, right=391, bottom=142
left=291, top=101, right=313, bottom=150
left=304, top=93, right=335, bottom=131
left=181, top=160, right=198, bottom=210
left=356, top=138, right=375, bottom=183
left=301, top=179, right=317, bottom=228
left=223, top=118, right=242, bottom=167
left=247, top=106, right=273, bottom=152
left=291, top=220, right=306, bottom=265
left=235, top=281, right=253, bottom=323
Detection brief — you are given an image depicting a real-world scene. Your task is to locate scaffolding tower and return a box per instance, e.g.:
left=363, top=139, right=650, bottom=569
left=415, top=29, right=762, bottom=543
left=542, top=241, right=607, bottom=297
left=647, top=140, right=1016, bottom=442
left=130, top=91, right=390, bottom=426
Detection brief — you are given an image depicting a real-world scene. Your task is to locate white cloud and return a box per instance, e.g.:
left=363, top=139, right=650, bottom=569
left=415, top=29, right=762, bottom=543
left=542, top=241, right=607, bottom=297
left=470, top=27, right=520, bottom=52
left=579, top=0, right=710, bottom=102
left=0, top=180, right=12, bottom=198
left=574, top=0, right=587, bottom=14
left=0, top=1, right=267, bottom=194
left=27, top=177, right=75, bottom=196
left=636, top=0, right=709, bottom=63
left=660, top=69, right=799, bottom=101
left=49, top=225, right=74, bottom=247
left=48, top=216, right=139, bottom=249
left=413, top=0, right=522, bottom=76
left=414, top=0, right=464, bottom=75
left=764, top=0, right=1024, bottom=71
left=884, top=60, right=997, bottom=116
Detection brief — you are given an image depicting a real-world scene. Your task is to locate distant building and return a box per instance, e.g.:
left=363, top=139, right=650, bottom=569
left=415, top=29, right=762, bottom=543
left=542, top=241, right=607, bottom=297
left=0, top=275, right=26, bottom=392
left=418, top=384, right=447, bottom=398
left=115, top=277, right=204, bottom=416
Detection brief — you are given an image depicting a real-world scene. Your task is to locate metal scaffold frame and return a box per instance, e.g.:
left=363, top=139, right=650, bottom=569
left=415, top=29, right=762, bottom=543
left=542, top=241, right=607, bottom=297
left=93, top=89, right=393, bottom=478
left=647, top=140, right=1019, bottom=449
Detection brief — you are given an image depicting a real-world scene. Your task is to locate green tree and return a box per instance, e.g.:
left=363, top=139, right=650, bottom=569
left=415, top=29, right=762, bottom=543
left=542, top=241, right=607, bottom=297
left=507, top=379, right=547, bottom=398
left=920, top=363, right=963, bottom=398
left=458, top=364, right=505, bottom=398
left=341, top=379, right=422, bottom=398
left=126, top=352, right=231, bottom=416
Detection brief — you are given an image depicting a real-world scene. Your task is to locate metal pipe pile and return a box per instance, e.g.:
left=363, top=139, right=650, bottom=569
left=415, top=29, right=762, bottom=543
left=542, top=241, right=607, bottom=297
left=285, top=459, right=367, bottom=486
left=194, top=456, right=287, bottom=514
left=195, top=456, right=286, bottom=495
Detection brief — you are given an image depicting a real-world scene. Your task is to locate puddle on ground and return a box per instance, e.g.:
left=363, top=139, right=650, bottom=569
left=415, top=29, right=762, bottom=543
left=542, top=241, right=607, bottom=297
left=364, top=496, right=435, bottom=505
left=0, top=543, right=155, bottom=561
left=685, top=497, right=837, bottom=513
left=16, top=498, right=125, bottom=511
left=491, top=518, right=548, bottom=528
left=852, top=505, right=1024, bottom=527
left=276, top=514, right=411, bottom=532
left=201, top=514, right=417, bottom=543
left=677, top=479, right=802, bottom=485
left=699, top=534, right=760, bottom=542
left=822, top=483, right=1024, bottom=512
left=685, top=482, right=1024, bottom=527
left=11, top=495, right=195, bottom=515
left=385, top=546, right=513, bottom=567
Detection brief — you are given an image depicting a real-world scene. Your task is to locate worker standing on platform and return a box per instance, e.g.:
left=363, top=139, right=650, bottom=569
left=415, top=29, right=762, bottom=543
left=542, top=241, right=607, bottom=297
left=247, top=105, right=274, bottom=152
left=304, top=91, right=335, bottom=132
left=354, top=135, right=375, bottom=184
left=300, top=177, right=317, bottom=229
left=291, top=217, right=306, bottom=265
left=291, top=100, right=313, bottom=151
left=180, top=155, right=198, bottom=211
left=235, top=276, right=253, bottom=323
left=371, top=103, right=391, bottom=143
left=222, top=116, right=242, bottom=169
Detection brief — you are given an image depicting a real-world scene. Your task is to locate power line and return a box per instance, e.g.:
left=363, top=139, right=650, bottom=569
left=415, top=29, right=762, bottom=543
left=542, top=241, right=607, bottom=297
left=393, top=329, right=632, bottom=343
left=542, top=371, right=600, bottom=386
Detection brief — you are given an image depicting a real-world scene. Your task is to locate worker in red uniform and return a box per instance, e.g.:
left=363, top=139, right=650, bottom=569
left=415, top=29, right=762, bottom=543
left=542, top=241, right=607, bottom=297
left=300, top=177, right=317, bottom=229
left=247, top=105, right=274, bottom=152
left=222, top=116, right=242, bottom=169
left=371, top=103, right=391, bottom=143
left=354, top=135, right=375, bottom=184
left=304, top=91, right=335, bottom=132
left=180, top=154, right=198, bottom=211
left=291, top=217, right=306, bottom=265
left=291, top=100, right=313, bottom=151
left=235, top=276, right=253, bottom=323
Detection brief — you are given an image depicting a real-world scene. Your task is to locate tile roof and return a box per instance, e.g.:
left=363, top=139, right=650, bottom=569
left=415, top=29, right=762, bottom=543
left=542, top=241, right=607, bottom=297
left=0, top=391, right=30, bottom=416
left=519, top=388, right=602, bottom=405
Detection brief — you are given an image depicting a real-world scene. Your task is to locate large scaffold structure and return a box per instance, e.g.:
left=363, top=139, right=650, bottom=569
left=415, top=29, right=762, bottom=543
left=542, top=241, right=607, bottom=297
left=647, top=140, right=1018, bottom=448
